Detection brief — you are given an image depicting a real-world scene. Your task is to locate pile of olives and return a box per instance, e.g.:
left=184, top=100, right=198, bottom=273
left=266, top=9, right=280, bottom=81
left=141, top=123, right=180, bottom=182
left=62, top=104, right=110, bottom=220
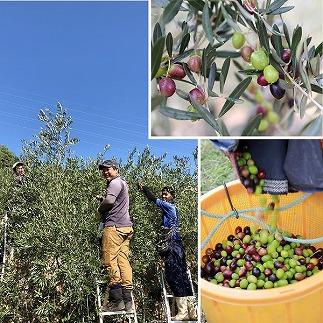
left=201, top=226, right=323, bottom=290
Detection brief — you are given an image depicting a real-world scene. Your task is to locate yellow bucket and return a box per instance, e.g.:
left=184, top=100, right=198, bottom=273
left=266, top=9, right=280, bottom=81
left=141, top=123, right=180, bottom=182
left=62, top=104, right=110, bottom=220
left=201, top=180, right=323, bottom=323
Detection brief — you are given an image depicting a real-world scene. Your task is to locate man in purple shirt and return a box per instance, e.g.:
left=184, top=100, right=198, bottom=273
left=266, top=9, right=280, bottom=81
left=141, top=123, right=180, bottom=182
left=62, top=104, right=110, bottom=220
left=97, top=160, right=134, bottom=312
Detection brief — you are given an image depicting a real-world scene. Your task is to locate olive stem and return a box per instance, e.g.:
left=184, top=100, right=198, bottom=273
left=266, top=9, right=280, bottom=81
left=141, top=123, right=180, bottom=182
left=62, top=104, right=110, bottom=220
left=282, top=70, right=323, bottom=111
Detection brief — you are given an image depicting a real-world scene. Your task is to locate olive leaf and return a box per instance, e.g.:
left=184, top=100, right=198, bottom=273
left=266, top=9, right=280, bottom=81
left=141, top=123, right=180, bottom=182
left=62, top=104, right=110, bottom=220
left=187, top=0, right=205, bottom=12
left=269, top=55, right=284, bottom=73
left=308, top=46, right=316, bottom=61
left=283, top=22, right=291, bottom=48
left=151, top=36, right=165, bottom=80
left=201, top=48, right=209, bottom=78
left=153, top=23, right=162, bottom=45
left=159, top=105, right=202, bottom=121
left=265, top=0, right=272, bottom=10
left=256, top=17, right=270, bottom=52
left=151, top=95, right=165, bottom=110
left=291, top=25, right=302, bottom=70
left=309, top=83, right=323, bottom=94
left=238, top=69, right=260, bottom=75
left=266, top=0, right=288, bottom=13
left=218, top=120, right=230, bottom=136
left=270, top=49, right=285, bottom=66
left=220, top=58, right=230, bottom=93
left=190, top=98, right=222, bottom=133
left=166, top=33, right=173, bottom=58
left=218, top=77, right=252, bottom=117
left=202, top=3, right=214, bottom=45
left=315, top=42, right=323, bottom=56
left=208, top=89, right=219, bottom=97
left=161, top=0, right=183, bottom=25
left=208, top=63, right=217, bottom=91
left=267, top=6, right=294, bottom=15
left=241, top=114, right=262, bottom=136
left=213, top=51, right=240, bottom=58
left=220, top=5, right=241, bottom=32
left=182, top=63, right=197, bottom=85
left=301, top=115, right=323, bottom=136
left=299, top=95, right=308, bottom=119
left=232, top=0, right=255, bottom=22
left=176, top=89, right=190, bottom=101
left=171, top=49, right=194, bottom=64
left=179, top=33, right=190, bottom=54
left=271, top=24, right=283, bottom=57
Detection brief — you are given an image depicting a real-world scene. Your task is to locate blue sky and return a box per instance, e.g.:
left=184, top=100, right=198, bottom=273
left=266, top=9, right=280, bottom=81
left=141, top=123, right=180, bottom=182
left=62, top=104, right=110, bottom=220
left=0, top=1, right=196, bottom=166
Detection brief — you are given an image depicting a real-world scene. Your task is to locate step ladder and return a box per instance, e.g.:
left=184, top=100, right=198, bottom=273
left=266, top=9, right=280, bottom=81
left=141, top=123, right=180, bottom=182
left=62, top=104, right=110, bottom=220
left=160, top=268, right=197, bottom=323
left=96, top=280, right=138, bottom=323
left=0, top=212, right=8, bottom=281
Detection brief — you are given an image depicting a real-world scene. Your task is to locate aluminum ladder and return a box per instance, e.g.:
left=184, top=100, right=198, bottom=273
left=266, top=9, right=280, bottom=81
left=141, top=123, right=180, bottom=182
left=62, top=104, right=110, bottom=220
left=160, top=268, right=197, bottom=323
left=96, top=280, right=138, bottom=323
left=0, top=212, right=8, bottom=281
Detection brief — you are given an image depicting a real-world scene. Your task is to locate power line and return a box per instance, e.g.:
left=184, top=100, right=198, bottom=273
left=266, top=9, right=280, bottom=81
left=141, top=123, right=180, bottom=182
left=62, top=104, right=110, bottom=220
left=0, top=85, right=147, bottom=122
left=0, top=90, right=147, bottom=128
left=0, top=102, right=145, bottom=136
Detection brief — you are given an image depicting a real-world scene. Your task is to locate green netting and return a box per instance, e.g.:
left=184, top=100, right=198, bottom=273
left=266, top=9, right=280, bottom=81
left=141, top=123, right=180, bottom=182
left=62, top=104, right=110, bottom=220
left=201, top=192, right=323, bottom=250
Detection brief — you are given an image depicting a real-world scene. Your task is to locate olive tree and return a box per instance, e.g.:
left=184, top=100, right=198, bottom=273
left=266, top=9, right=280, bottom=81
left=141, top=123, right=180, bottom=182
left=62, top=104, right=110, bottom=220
left=0, top=104, right=197, bottom=322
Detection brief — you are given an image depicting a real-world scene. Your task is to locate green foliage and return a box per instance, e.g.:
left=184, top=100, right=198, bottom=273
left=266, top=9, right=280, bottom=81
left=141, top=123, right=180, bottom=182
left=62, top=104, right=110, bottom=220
left=0, top=146, right=17, bottom=170
left=200, top=140, right=236, bottom=194
left=0, top=106, right=197, bottom=322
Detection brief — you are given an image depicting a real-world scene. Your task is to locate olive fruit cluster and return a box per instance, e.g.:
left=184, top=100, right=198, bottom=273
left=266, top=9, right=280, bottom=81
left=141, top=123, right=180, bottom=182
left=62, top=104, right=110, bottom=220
left=231, top=31, right=291, bottom=101
left=235, top=147, right=266, bottom=194
left=201, top=226, right=323, bottom=289
left=158, top=53, right=204, bottom=100
left=252, top=48, right=291, bottom=100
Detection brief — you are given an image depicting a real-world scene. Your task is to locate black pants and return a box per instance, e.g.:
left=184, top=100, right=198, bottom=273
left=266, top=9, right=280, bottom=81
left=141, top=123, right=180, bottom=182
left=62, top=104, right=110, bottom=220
left=163, top=239, right=193, bottom=297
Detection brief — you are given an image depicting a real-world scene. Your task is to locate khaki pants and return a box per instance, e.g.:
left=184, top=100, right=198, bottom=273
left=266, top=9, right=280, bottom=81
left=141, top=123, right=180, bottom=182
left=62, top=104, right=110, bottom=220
left=102, top=226, right=134, bottom=288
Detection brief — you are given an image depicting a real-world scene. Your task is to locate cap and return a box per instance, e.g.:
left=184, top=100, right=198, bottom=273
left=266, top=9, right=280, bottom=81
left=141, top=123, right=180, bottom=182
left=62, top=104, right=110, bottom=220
left=98, top=159, right=119, bottom=170
left=12, top=161, right=24, bottom=171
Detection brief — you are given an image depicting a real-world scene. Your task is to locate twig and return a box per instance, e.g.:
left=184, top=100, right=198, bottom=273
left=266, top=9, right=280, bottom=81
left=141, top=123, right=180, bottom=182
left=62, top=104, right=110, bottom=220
left=282, top=70, right=323, bottom=111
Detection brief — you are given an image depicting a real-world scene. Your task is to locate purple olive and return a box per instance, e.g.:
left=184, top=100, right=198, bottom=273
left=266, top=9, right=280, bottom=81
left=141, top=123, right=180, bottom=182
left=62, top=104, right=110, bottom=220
left=270, top=82, right=285, bottom=100
left=281, top=49, right=291, bottom=63
left=257, top=74, right=269, bottom=86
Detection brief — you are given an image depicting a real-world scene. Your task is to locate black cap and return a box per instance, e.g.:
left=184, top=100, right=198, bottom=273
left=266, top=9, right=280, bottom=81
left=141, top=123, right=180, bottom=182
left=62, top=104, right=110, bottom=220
left=98, top=159, right=119, bottom=170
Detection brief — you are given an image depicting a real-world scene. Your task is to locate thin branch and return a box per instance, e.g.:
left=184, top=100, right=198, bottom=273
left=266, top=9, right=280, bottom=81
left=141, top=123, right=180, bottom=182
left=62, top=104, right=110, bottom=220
left=282, top=69, right=323, bottom=111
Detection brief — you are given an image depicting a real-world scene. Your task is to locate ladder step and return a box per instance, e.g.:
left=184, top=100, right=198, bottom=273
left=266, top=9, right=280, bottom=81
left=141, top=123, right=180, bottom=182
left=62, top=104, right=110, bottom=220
left=99, top=310, right=136, bottom=316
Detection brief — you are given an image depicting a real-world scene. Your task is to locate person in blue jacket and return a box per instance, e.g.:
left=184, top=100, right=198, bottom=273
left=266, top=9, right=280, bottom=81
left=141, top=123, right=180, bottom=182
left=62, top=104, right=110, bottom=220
left=138, top=184, right=197, bottom=321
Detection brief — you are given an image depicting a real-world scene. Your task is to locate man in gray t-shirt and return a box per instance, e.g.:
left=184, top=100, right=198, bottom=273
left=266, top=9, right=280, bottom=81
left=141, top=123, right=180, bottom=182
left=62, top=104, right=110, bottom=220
left=97, top=160, right=134, bottom=312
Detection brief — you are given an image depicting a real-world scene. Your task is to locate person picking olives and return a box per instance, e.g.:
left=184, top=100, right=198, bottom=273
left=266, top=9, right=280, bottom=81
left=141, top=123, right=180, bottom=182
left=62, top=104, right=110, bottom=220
left=12, top=161, right=25, bottom=187
left=97, top=160, right=134, bottom=312
left=137, top=184, right=197, bottom=321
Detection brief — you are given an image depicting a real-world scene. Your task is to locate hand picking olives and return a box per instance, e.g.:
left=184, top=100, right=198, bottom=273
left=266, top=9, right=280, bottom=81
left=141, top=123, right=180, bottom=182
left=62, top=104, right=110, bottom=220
left=201, top=226, right=322, bottom=289
left=235, top=146, right=265, bottom=194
